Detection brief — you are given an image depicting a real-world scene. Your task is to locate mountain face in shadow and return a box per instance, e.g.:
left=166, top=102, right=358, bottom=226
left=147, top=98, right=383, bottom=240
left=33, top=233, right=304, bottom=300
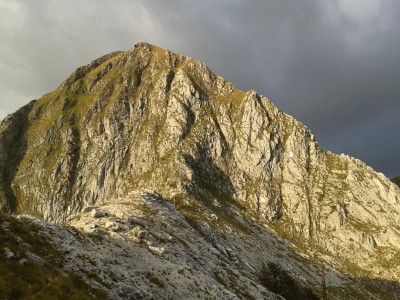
left=392, top=176, right=400, bottom=188
left=0, top=42, right=399, bottom=299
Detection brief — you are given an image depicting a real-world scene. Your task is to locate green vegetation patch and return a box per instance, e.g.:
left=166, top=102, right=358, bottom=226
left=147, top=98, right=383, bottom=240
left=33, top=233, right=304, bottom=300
left=258, top=262, right=319, bottom=300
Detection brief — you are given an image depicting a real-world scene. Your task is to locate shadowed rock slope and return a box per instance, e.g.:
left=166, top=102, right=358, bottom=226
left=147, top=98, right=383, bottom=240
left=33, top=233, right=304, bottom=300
left=0, top=42, right=399, bottom=298
left=392, top=176, right=400, bottom=188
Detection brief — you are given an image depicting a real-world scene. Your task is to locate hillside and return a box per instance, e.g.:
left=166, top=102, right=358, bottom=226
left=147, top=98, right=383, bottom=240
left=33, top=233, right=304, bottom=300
left=2, top=192, right=399, bottom=299
left=0, top=42, right=399, bottom=299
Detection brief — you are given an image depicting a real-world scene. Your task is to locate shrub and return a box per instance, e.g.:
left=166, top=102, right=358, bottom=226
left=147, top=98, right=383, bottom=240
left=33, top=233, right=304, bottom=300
left=258, top=262, right=320, bottom=300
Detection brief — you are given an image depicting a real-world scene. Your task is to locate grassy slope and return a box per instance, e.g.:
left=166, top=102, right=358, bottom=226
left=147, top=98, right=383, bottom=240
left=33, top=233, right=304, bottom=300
left=0, top=214, right=107, bottom=299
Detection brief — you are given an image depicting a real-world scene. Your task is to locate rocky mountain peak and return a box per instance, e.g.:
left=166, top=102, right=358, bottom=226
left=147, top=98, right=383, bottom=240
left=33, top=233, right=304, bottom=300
left=0, top=43, right=399, bottom=298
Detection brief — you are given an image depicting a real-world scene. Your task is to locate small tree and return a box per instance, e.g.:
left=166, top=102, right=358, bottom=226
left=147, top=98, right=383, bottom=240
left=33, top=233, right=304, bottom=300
left=258, top=262, right=319, bottom=300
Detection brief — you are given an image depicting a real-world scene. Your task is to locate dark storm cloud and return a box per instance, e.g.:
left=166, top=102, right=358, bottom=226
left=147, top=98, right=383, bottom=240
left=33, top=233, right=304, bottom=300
left=0, top=0, right=399, bottom=177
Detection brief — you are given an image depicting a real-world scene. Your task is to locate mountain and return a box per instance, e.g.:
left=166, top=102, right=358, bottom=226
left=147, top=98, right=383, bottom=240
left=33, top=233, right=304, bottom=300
left=1, top=42, right=399, bottom=299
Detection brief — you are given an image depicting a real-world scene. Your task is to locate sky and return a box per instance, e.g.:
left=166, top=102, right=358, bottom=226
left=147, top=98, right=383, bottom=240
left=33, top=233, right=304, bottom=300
left=0, top=0, right=399, bottom=178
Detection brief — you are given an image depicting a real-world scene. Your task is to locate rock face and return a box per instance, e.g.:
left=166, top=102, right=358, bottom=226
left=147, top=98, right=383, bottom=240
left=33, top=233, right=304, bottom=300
left=0, top=42, right=399, bottom=297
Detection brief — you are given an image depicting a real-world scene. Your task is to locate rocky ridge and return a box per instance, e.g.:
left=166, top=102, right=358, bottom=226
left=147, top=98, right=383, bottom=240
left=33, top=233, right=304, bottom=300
left=0, top=42, right=399, bottom=298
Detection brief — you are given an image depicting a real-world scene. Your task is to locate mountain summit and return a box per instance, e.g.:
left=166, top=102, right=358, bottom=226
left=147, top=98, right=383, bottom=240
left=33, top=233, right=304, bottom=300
left=0, top=43, right=399, bottom=299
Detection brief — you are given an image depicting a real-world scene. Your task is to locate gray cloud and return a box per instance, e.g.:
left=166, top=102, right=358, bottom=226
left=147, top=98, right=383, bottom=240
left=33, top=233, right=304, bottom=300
left=0, top=0, right=399, bottom=177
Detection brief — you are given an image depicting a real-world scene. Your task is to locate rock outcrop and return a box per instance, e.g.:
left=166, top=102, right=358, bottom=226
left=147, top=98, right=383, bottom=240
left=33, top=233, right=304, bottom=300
left=0, top=42, right=399, bottom=298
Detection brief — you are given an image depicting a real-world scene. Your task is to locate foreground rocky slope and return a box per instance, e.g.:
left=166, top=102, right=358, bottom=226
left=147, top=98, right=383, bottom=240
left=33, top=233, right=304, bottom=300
left=0, top=42, right=399, bottom=298
left=2, top=191, right=399, bottom=299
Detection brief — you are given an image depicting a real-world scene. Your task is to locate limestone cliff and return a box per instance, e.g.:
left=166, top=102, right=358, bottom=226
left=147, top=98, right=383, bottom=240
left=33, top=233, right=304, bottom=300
left=0, top=43, right=399, bottom=298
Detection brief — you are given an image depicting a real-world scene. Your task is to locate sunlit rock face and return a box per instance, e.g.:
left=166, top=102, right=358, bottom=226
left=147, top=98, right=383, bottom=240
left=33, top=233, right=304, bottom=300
left=0, top=43, right=399, bottom=298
